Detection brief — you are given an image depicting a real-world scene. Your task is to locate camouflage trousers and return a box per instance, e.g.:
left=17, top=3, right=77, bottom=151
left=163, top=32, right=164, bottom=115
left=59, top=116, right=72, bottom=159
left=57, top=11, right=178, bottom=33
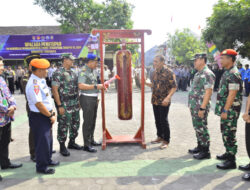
left=190, top=109, right=210, bottom=147
left=220, top=113, right=239, bottom=156
left=57, top=106, right=80, bottom=144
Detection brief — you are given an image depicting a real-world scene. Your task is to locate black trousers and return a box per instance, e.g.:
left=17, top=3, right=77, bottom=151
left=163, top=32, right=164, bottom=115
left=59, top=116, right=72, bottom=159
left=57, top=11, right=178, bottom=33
left=0, top=123, right=11, bottom=168
left=18, top=77, right=23, bottom=93
left=245, top=79, right=249, bottom=96
left=153, top=104, right=171, bottom=142
left=8, top=78, right=14, bottom=94
left=246, top=122, right=250, bottom=159
left=29, top=127, right=35, bottom=159
left=181, top=77, right=188, bottom=91
left=80, top=95, right=98, bottom=146
left=29, top=112, right=52, bottom=172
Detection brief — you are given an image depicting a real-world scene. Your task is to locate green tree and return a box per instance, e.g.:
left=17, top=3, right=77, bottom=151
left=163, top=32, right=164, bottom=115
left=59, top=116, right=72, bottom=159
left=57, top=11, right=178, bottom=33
left=34, top=0, right=134, bottom=33
left=34, top=0, right=138, bottom=54
left=203, top=0, right=250, bottom=59
left=167, top=28, right=206, bottom=65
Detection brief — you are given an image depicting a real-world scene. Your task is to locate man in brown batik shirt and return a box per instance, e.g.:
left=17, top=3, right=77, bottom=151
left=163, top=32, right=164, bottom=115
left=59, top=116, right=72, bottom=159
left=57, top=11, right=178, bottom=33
left=145, top=55, right=177, bottom=149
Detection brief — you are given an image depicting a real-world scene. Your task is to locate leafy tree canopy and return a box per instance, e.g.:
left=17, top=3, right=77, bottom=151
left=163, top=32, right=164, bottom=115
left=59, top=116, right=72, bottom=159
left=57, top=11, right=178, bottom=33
left=203, top=0, right=250, bottom=59
left=167, top=28, right=206, bottom=65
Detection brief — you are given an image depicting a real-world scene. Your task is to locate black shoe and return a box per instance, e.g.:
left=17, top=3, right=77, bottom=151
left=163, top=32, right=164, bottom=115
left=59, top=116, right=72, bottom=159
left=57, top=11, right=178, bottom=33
left=1, top=163, right=23, bottom=170
left=217, top=160, right=236, bottom=170
left=0, top=175, right=2, bottom=181
left=216, top=153, right=228, bottom=160
left=30, top=156, right=36, bottom=162
left=68, top=141, right=83, bottom=150
left=193, top=151, right=211, bottom=160
left=83, top=146, right=97, bottom=153
left=49, top=160, right=60, bottom=167
left=37, top=168, right=55, bottom=175
left=91, top=141, right=101, bottom=146
left=52, top=150, right=56, bottom=154
left=239, top=164, right=250, bottom=171
left=242, top=173, right=250, bottom=181
left=60, top=143, right=70, bottom=157
left=188, top=146, right=200, bottom=154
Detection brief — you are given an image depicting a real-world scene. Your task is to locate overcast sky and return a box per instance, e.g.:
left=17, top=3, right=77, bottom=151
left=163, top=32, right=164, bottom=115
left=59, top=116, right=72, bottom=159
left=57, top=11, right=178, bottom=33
left=0, top=0, right=218, bottom=50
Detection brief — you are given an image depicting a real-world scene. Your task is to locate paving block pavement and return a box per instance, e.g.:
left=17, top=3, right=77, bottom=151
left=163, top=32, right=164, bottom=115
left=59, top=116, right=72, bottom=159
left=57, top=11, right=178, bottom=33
left=0, top=87, right=249, bottom=190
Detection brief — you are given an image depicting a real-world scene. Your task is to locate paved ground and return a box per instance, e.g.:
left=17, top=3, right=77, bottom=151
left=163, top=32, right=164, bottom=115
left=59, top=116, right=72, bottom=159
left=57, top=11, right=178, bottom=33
left=0, top=85, right=249, bottom=190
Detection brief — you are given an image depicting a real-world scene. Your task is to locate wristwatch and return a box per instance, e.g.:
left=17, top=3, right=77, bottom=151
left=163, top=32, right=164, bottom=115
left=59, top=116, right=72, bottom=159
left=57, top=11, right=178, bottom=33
left=248, top=111, right=250, bottom=116
left=222, top=109, right=228, bottom=113
left=57, top=104, right=63, bottom=108
left=199, top=107, right=206, bottom=111
left=49, top=112, right=55, bottom=119
left=94, top=84, right=97, bottom=90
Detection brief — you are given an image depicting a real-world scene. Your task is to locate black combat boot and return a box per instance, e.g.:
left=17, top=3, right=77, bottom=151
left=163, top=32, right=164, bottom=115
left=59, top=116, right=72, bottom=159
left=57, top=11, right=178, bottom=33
left=242, top=173, right=250, bottom=181
left=188, top=143, right=201, bottom=154
left=193, top=146, right=211, bottom=160
left=216, top=155, right=236, bottom=170
left=68, top=139, right=82, bottom=150
left=216, top=153, right=229, bottom=160
left=60, top=143, right=70, bottom=157
left=239, top=163, right=250, bottom=171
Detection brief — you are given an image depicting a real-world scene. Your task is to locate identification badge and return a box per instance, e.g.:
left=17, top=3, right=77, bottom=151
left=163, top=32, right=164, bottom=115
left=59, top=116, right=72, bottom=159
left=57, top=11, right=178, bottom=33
left=2, top=99, right=8, bottom=107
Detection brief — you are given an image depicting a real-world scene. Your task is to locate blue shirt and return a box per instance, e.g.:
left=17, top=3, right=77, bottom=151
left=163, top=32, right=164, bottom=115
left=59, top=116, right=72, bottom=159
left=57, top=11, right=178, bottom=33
left=25, top=74, right=53, bottom=112
left=238, top=68, right=245, bottom=81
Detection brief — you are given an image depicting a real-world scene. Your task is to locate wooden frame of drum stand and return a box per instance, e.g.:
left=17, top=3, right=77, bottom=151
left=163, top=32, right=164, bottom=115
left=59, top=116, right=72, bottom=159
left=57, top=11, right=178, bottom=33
left=92, top=29, right=152, bottom=150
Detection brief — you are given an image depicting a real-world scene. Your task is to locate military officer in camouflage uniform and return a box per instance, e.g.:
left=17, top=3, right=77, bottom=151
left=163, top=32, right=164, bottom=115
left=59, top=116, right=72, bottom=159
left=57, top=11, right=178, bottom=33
left=78, top=54, right=105, bottom=153
left=52, top=53, right=82, bottom=157
left=188, top=54, right=215, bottom=160
left=215, top=49, right=243, bottom=170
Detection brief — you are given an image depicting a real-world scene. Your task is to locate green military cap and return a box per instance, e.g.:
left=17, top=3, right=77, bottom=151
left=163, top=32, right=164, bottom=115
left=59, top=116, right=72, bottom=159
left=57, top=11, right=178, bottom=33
left=61, top=53, right=76, bottom=60
left=191, top=53, right=207, bottom=62
left=24, top=53, right=41, bottom=64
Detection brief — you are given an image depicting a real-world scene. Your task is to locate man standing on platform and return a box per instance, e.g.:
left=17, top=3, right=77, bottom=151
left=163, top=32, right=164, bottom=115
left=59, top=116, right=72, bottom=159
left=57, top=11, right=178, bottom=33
left=52, top=53, right=82, bottom=157
left=215, top=49, right=243, bottom=170
left=145, top=55, right=177, bottom=149
left=188, top=53, right=215, bottom=159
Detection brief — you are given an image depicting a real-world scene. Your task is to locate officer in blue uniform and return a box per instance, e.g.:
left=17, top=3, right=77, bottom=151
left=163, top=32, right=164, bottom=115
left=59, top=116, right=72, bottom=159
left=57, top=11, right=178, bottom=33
left=244, top=64, right=250, bottom=96
left=26, top=58, right=59, bottom=174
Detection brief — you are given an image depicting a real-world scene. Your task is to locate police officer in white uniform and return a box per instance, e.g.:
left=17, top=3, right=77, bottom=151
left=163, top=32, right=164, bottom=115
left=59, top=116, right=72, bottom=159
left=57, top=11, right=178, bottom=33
left=26, top=58, right=59, bottom=174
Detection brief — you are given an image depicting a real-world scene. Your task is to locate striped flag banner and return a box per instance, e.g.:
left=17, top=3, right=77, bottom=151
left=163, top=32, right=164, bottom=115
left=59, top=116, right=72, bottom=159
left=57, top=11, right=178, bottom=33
left=207, top=42, right=221, bottom=68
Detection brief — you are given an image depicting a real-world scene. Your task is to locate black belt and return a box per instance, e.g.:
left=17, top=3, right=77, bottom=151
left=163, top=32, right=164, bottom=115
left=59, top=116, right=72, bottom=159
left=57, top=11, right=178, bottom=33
left=30, top=110, right=52, bottom=115
left=81, top=95, right=98, bottom=99
left=61, top=95, right=78, bottom=100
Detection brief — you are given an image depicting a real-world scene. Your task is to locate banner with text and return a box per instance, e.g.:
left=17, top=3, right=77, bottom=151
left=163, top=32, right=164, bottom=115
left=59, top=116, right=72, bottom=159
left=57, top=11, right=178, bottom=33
left=0, top=33, right=99, bottom=60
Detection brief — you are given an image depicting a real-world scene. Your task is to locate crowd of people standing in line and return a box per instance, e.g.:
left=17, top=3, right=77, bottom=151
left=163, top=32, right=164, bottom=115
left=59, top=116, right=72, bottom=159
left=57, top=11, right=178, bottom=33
left=0, top=50, right=250, bottom=182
